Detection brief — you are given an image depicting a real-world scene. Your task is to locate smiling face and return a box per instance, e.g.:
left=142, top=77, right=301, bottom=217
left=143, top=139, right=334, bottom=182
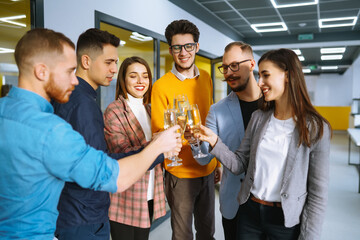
left=125, top=62, right=150, bottom=99
left=222, top=46, right=254, bottom=92
left=87, top=43, right=118, bottom=89
left=169, top=33, right=199, bottom=74
left=258, top=60, right=288, bottom=104
left=45, top=44, right=78, bottom=103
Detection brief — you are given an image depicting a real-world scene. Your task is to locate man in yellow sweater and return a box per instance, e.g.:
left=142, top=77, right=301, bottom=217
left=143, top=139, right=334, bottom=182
left=151, top=19, right=220, bottom=240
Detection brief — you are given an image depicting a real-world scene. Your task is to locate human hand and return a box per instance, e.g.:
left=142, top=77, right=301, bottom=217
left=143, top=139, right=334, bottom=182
left=184, top=125, right=197, bottom=144
left=194, top=125, right=218, bottom=148
left=153, top=125, right=182, bottom=154
left=214, top=167, right=222, bottom=184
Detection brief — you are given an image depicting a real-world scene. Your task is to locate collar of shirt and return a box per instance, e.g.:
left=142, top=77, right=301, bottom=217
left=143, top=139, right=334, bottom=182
left=77, top=76, right=97, bottom=100
left=8, top=86, right=54, bottom=113
left=171, top=64, right=200, bottom=81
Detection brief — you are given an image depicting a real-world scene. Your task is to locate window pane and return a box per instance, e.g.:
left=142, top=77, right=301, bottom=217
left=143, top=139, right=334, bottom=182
left=214, top=61, right=228, bottom=103
left=99, top=22, right=154, bottom=111
left=0, top=0, right=31, bottom=97
left=159, top=41, right=173, bottom=78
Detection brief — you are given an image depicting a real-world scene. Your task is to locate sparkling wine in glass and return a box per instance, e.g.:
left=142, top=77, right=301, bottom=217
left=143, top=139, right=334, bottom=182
left=164, top=109, right=182, bottom=166
left=190, top=104, right=209, bottom=158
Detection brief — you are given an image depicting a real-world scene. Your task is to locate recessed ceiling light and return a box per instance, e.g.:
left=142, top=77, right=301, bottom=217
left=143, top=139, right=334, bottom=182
left=321, top=66, right=338, bottom=70
left=292, top=49, right=301, bottom=55
left=0, top=47, right=15, bottom=54
left=130, top=32, right=153, bottom=42
left=321, top=55, right=343, bottom=60
left=298, top=56, right=305, bottom=61
left=319, top=17, right=357, bottom=28
left=298, top=23, right=307, bottom=27
left=0, top=14, right=26, bottom=28
left=270, top=0, right=318, bottom=8
left=250, top=22, right=287, bottom=33
left=302, top=68, right=311, bottom=73
left=320, top=47, right=346, bottom=54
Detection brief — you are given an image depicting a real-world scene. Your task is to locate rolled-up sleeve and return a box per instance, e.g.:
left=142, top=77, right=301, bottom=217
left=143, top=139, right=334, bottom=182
left=42, top=121, right=119, bottom=193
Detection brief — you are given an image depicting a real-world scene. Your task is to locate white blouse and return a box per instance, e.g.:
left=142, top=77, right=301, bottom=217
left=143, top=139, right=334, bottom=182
left=126, top=94, right=154, bottom=201
left=251, top=113, right=295, bottom=202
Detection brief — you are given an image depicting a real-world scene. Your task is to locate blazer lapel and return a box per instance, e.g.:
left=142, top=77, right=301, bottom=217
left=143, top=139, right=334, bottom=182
left=281, top=128, right=300, bottom=187
left=251, top=110, right=272, bottom=156
left=226, top=92, right=245, bottom=142
left=120, top=97, right=147, bottom=146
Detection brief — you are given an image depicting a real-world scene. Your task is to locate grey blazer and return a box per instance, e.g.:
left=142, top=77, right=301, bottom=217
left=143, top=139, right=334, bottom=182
left=211, top=109, right=331, bottom=240
left=194, top=91, right=246, bottom=219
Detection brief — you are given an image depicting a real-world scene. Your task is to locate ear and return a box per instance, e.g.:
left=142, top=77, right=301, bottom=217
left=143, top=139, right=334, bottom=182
left=81, top=55, right=91, bottom=70
left=168, top=47, right=172, bottom=55
left=34, top=63, right=49, bottom=82
left=249, top=59, right=256, bottom=72
left=195, top=42, right=200, bottom=54
left=285, top=71, right=289, bottom=83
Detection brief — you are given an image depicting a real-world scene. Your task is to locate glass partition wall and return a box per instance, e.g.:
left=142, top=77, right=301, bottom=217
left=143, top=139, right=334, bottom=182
left=0, top=0, right=32, bottom=97
left=96, top=11, right=227, bottom=112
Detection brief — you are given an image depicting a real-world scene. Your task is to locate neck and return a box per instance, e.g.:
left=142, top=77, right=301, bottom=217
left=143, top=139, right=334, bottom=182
left=235, top=75, right=262, bottom=102
left=175, top=64, right=195, bottom=78
left=274, top=100, right=293, bottom=120
left=76, top=69, right=98, bottom=90
left=18, top=75, right=50, bottom=102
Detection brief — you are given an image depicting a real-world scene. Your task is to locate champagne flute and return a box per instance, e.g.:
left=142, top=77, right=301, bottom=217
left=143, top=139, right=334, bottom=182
left=190, top=104, right=209, bottom=158
left=164, top=109, right=182, bottom=166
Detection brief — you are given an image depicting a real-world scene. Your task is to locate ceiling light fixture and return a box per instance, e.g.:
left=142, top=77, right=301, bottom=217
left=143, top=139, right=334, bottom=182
left=321, top=66, right=338, bottom=70
left=270, top=0, right=318, bottom=8
left=0, top=47, right=15, bottom=54
left=302, top=68, right=311, bottom=73
left=320, top=47, right=346, bottom=54
left=130, top=32, right=153, bottom=42
left=0, top=14, right=26, bottom=28
left=319, top=17, right=357, bottom=28
left=321, top=55, right=343, bottom=60
left=250, top=22, right=287, bottom=33
left=298, top=56, right=305, bottom=61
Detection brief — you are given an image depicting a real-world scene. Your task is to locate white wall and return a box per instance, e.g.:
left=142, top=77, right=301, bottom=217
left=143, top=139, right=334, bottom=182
left=43, top=0, right=235, bottom=57
left=305, top=70, right=353, bottom=106
left=351, top=55, right=360, bottom=99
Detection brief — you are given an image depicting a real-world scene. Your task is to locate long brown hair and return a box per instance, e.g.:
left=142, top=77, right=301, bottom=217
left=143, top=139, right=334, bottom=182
left=115, top=56, right=152, bottom=104
left=258, top=48, right=331, bottom=147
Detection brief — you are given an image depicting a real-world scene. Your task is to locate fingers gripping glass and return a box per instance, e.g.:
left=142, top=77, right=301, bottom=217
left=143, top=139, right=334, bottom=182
left=218, top=59, right=251, bottom=74
left=170, top=43, right=197, bottom=53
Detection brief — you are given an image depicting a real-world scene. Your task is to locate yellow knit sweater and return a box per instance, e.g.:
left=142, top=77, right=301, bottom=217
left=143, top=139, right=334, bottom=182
left=151, top=69, right=219, bottom=178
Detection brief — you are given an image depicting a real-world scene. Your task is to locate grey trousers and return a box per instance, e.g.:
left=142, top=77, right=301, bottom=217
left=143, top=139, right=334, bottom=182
left=165, top=171, right=215, bottom=240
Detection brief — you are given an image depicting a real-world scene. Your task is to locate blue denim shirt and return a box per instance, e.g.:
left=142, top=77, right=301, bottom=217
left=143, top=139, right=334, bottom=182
left=0, top=87, right=119, bottom=239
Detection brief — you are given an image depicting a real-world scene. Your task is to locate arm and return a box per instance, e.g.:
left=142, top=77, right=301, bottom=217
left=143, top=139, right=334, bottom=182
left=44, top=121, right=181, bottom=193
left=197, top=113, right=255, bottom=175
left=299, top=124, right=331, bottom=239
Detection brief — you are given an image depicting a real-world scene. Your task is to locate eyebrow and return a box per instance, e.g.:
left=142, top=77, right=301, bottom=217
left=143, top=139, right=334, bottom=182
left=128, top=71, right=148, bottom=74
left=260, top=70, right=269, bottom=74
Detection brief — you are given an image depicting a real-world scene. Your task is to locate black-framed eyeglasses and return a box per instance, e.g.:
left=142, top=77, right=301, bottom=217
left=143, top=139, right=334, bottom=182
left=170, top=43, right=197, bottom=53
left=218, top=59, right=252, bottom=74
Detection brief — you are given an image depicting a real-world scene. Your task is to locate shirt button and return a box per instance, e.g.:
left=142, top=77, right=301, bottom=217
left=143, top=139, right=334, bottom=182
left=281, top=193, right=288, bottom=198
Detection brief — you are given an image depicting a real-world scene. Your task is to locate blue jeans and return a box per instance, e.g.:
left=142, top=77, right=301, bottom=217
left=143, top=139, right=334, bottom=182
left=55, top=221, right=110, bottom=240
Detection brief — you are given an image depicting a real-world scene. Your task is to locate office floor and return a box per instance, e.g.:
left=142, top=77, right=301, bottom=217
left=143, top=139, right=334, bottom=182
left=149, top=131, right=360, bottom=240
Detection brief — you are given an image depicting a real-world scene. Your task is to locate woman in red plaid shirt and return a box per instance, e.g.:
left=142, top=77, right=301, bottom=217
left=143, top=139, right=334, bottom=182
left=104, top=56, right=166, bottom=240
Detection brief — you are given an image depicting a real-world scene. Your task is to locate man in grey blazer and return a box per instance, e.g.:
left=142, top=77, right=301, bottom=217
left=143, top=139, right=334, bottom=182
left=194, top=41, right=261, bottom=240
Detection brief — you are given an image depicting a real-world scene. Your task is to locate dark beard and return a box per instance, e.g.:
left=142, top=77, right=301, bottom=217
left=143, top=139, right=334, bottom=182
left=226, top=75, right=249, bottom=92
left=175, top=61, right=195, bottom=71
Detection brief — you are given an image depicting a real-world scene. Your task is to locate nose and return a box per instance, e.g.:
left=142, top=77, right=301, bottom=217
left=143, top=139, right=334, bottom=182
left=111, top=62, right=118, bottom=73
left=72, top=73, right=79, bottom=86
left=179, top=45, right=187, bottom=55
left=137, top=76, right=143, bottom=84
left=258, top=77, right=263, bottom=87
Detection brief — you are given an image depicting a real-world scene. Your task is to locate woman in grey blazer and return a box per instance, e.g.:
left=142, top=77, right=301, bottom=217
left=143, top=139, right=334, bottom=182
left=197, top=49, right=331, bottom=240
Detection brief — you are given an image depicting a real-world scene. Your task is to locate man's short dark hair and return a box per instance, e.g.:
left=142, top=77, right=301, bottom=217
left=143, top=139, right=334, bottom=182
left=15, top=28, right=75, bottom=73
left=76, top=28, right=120, bottom=63
left=224, top=41, right=254, bottom=57
left=165, top=20, right=200, bottom=46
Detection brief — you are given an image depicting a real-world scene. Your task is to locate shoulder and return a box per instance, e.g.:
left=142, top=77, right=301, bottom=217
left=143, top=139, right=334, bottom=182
left=199, top=68, right=210, bottom=77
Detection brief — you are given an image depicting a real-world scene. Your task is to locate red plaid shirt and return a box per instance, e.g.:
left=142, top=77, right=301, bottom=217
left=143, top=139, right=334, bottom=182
left=104, top=96, right=166, bottom=228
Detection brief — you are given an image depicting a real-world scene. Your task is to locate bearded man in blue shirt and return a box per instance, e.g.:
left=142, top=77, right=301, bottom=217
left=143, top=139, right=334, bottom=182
left=0, top=28, right=180, bottom=240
